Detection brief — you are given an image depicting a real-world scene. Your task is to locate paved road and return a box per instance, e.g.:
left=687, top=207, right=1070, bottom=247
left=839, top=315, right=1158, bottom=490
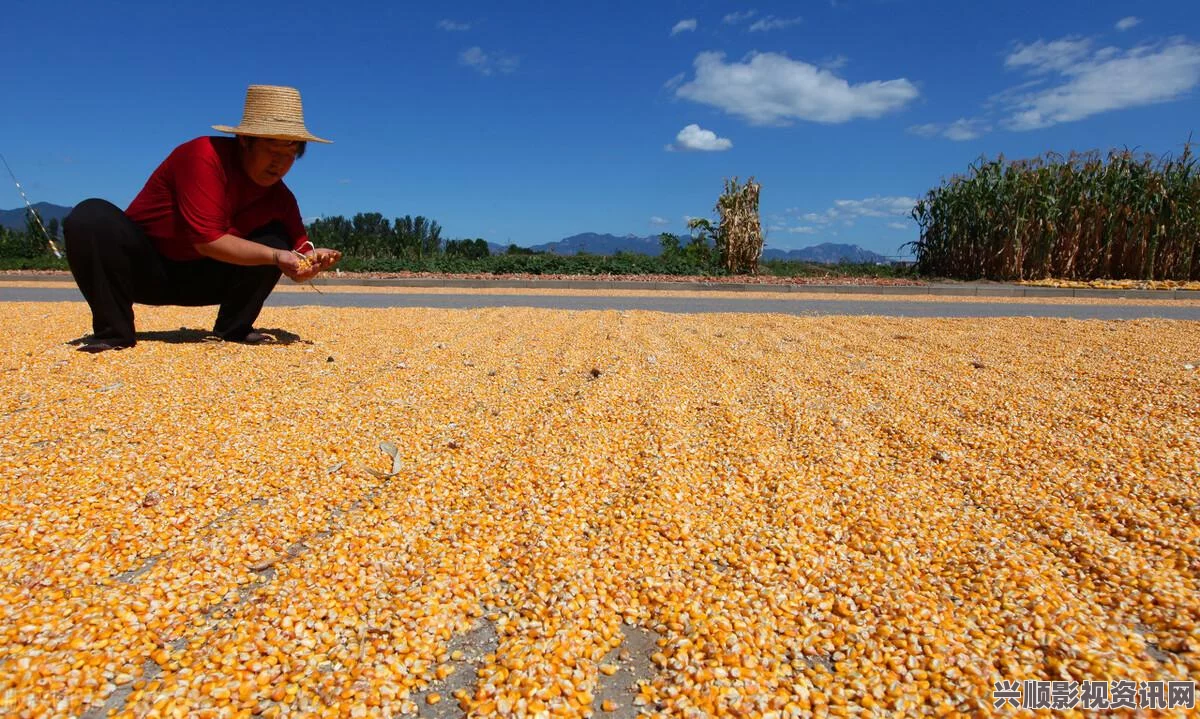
left=3, top=285, right=1199, bottom=320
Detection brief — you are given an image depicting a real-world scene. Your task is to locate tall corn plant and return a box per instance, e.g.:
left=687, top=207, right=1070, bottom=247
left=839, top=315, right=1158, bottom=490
left=714, top=177, right=764, bottom=275
left=907, top=139, right=1200, bottom=280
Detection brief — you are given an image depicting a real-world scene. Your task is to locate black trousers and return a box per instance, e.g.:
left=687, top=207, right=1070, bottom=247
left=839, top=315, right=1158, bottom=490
left=63, top=198, right=290, bottom=345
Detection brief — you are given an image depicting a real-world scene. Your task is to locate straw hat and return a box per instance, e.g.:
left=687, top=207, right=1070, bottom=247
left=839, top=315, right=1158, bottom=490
left=212, top=84, right=332, bottom=144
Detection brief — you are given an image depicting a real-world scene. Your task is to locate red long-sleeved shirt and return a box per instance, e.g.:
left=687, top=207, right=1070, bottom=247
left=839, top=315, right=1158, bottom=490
left=126, top=136, right=309, bottom=261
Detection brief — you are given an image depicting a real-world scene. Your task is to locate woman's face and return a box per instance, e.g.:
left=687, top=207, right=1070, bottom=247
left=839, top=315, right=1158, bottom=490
left=240, top=138, right=300, bottom=186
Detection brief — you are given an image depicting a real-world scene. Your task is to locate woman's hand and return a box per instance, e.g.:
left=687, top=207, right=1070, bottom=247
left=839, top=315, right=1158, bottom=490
left=274, top=250, right=320, bottom=282
left=311, top=248, right=342, bottom=271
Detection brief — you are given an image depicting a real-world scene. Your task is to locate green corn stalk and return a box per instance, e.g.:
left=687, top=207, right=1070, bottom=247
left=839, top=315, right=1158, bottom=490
left=908, top=138, right=1199, bottom=280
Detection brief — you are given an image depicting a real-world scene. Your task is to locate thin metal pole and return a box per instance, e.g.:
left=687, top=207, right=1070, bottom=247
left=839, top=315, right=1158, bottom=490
left=0, top=153, right=64, bottom=259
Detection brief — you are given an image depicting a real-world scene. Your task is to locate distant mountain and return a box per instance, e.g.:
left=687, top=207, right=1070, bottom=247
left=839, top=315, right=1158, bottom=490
left=528, top=232, right=667, bottom=256
left=762, top=243, right=890, bottom=264
left=0, top=202, right=73, bottom=231
left=506, top=232, right=891, bottom=264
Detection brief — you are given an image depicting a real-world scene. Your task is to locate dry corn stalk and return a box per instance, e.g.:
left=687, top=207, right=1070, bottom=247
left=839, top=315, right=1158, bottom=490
left=715, top=176, right=764, bottom=275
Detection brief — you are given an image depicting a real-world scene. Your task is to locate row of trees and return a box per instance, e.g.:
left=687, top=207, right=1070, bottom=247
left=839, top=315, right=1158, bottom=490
left=1, top=203, right=749, bottom=270
left=304, top=213, right=446, bottom=260
left=2, top=175, right=768, bottom=272
left=0, top=210, right=500, bottom=261
left=0, top=206, right=906, bottom=278
left=0, top=215, right=61, bottom=258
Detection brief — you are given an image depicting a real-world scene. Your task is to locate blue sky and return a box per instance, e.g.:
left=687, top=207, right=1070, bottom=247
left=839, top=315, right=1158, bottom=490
left=3, top=0, right=1199, bottom=258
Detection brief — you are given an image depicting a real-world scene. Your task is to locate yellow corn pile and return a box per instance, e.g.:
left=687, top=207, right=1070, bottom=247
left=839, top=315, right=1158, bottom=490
left=292, top=252, right=315, bottom=274
left=0, top=304, right=1197, bottom=718
left=1017, top=278, right=1200, bottom=291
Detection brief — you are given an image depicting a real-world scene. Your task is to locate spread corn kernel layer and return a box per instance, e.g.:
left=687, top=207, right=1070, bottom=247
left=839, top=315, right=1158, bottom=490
left=1, top=304, right=1196, bottom=718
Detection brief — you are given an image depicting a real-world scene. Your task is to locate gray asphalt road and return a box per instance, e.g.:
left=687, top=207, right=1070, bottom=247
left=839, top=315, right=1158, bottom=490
left=3, top=285, right=1199, bottom=319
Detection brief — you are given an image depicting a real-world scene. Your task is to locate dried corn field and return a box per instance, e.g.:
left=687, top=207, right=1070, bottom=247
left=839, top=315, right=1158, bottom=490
left=1, top=302, right=1198, bottom=718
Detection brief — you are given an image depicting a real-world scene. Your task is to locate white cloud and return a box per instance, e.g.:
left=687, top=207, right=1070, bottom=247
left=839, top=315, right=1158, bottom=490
left=749, top=16, right=803, bottom=32
left=943, top=118, right=988, bottom=141
left=786, top=226, right=816, bottom=234
left=1116, top=17, right=1141, bottom=32
left=888, top=222, right=910, bottom=230
left=796, top=196, right=917, bottom=225
left=666, top=124, right=733, bottom=151
left=820, top=55, right=849, bottom=71
left=675, top=51, right=919, bottom=125
left=438, top=19, right=471, bottom=31
left=1005, top=37, right=1094, bottom=74
left=663, top=73, right=686, bottom=90
left=649, top=216, right=670, bottom=226
left=1001, top=36, right=1200, bottom=130
left=459, top=46, right=519, bottom=76
left=907, top=117, right=990, bottom=141
left=723, top=10, right=757, bottom=24
left=337, top=178, right=351, bottom=185
left=834, top=197, right=917, bottom=218
left=982, top=78, right=1051, bottom=110
left=671, top=19, right=697, bottom=36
